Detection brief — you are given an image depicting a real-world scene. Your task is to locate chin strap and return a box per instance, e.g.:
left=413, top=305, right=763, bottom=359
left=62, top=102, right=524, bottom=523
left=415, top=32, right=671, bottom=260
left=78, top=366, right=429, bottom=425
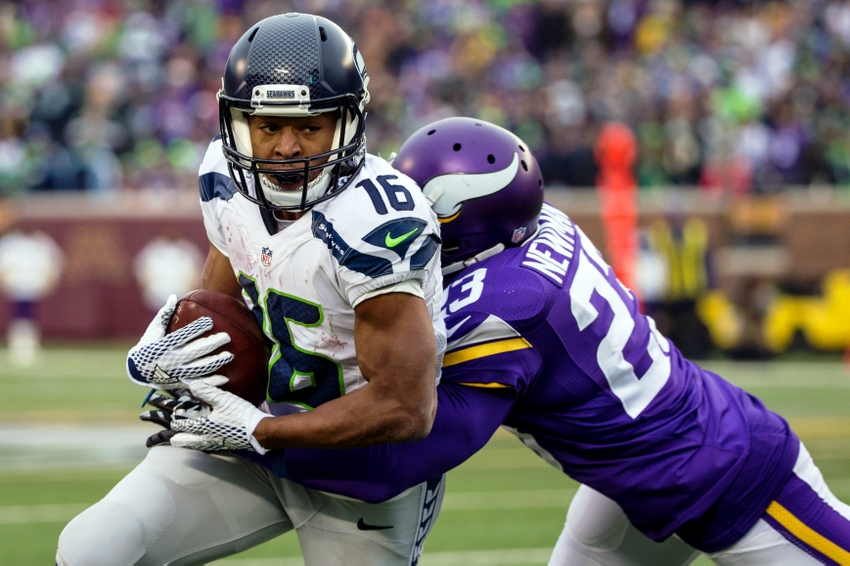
left=442, top=244, right=505, bottom=276
left=440, top=224, right=540, bottom=276
left=259, top=206, right=281, bottom=236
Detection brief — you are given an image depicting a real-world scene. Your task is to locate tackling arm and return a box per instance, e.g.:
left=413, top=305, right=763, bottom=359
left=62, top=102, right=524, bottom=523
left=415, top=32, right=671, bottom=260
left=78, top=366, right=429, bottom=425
left=282, top=381, right=516, bottom=502
left=253, top=290, right=439, bottom=448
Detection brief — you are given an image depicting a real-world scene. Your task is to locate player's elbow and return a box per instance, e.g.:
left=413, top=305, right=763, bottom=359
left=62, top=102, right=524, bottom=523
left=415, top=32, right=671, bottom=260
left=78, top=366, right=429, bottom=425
left=396, top=411, right=433, bottom=442
left=408, top=406, right=436, bottom=441
left=397, top=388, right=437, bottom=441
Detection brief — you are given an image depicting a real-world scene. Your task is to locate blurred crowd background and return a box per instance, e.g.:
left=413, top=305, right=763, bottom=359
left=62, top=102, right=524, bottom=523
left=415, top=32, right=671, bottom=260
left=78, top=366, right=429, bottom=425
left=3, top=0, right=850, bottom=197
left=5, top=0, right=850, bottom=361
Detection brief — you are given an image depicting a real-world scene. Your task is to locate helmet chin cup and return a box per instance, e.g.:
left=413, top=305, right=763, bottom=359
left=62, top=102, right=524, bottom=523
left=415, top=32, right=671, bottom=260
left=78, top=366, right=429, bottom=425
left=259, top=168, right=332, bottom=208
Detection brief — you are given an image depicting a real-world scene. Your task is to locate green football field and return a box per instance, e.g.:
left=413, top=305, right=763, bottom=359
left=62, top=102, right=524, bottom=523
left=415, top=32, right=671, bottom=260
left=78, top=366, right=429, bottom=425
left=2, top=348, right=850, bottom=565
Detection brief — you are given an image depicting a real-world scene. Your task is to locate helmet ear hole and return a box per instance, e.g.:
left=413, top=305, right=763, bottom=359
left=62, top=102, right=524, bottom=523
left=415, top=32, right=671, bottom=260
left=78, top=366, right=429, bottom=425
left=442, top=238, right=461, bottom=255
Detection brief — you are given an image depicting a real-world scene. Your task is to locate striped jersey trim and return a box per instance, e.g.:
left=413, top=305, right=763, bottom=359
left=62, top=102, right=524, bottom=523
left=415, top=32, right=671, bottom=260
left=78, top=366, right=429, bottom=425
left=766, top=501, right=850, bottom=564
left=442, top=338, right=532, bottom=367
left=457, top=382, right=513, bottom=389
left=311, top=210, right=393, bottom=278
left=199, top=171, right=238, bottom=202
left=447, top=313, right=522, bottom=352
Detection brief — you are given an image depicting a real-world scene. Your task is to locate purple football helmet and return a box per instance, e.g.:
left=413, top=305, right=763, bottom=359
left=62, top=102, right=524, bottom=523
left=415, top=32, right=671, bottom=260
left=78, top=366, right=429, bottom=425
left=393, top=117, right=544, bottom=273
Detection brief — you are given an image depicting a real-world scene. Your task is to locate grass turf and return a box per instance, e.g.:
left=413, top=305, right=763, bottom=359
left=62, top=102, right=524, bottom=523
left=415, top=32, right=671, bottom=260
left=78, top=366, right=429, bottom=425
left=2, top=348, right=849, bottom=564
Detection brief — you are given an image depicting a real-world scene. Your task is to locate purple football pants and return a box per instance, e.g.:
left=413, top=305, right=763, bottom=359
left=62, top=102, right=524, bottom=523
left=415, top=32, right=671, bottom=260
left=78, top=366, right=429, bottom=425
left=706, top=443, right=850, bottom=565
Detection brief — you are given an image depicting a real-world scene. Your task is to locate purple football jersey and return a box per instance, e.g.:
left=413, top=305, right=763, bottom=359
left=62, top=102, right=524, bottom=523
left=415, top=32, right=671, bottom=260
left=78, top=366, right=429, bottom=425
left=439, top=204, right=799, bottom=551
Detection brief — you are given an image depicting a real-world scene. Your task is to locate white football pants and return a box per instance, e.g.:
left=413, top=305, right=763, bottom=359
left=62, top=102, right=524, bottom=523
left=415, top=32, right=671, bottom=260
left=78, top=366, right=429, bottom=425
left=549, top=484, right=699, bottom=566
left=56, top=445, right=444, bottom=565
left=549, top=443, right=850, bottom=565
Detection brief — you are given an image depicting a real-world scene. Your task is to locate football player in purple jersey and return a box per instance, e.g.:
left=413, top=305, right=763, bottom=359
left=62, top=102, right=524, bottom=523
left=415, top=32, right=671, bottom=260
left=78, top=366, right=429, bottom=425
left=272, top=117, right=850, bottom=564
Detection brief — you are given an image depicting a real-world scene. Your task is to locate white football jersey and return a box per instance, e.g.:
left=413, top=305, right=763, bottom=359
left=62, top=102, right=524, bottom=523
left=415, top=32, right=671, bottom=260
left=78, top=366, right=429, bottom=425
left=199, top=137, right=446, bottom=416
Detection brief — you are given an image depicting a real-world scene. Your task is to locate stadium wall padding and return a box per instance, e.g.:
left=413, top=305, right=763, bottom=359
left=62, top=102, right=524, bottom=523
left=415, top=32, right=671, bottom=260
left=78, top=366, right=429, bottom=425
left=0, top=189, right=848, bottom=343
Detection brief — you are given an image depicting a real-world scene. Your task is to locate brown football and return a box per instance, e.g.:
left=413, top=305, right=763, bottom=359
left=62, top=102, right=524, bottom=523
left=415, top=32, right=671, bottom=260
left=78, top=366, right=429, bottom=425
left=167, top=289, right=270, bottom=406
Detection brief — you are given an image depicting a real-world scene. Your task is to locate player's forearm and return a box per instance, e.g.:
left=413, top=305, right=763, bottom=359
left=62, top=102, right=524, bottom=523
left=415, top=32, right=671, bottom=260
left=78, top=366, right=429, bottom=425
left=253, top=377, right=437, bottom=449
left=282, top=383, right=516, bottom=503
left=253, top=292, right=439, bottom=449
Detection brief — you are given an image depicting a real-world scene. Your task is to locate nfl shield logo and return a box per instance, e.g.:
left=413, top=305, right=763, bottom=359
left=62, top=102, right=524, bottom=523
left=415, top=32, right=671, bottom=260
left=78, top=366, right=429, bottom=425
left=261, top=247, right=272, bottom=267
left=511, top=226, right=527, bottom=244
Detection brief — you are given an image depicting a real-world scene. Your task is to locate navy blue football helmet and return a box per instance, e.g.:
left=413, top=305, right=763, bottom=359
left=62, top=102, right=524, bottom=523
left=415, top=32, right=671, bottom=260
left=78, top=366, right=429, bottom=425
left=218, top=13, right=370, bottom=211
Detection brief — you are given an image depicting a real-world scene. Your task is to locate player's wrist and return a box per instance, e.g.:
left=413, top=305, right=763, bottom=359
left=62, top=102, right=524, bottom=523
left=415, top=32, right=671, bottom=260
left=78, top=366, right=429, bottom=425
left=248, top=413, right=275, bottom=454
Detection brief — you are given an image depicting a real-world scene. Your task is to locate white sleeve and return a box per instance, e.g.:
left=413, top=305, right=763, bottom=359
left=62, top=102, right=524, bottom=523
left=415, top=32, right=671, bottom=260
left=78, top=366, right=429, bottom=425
left=351, top=278, right=424, bottom=309
left=313, top=207, right=441, bottom=307
left=198, top=138, right=233, bottom=257
left=201, top=202, right=229, bottom=257
left=311, top=159, right=442, bottom=308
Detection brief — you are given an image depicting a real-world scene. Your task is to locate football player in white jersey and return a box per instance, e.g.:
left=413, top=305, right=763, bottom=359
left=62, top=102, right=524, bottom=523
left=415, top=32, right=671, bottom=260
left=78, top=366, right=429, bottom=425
left=57, top=13, right=446, bottom=566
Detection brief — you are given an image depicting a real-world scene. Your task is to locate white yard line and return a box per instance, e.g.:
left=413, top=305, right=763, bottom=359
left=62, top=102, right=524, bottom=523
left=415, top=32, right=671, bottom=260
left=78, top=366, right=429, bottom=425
left=0, top=424, right=150, bottom=471
left=442, top=489, right=575, bottom=510
left=211, top=548, right=554, bottom=565
left=0, top=503, right=88, bottom=524
left=728, top=379, right=850, bottom=389
left=211, top=560, right=305, bottom=566
left=0, top=425, right=552, bottom=472
left=0, top=488, right=576, bottom=526
left=421, top=548, right=553, bottom=565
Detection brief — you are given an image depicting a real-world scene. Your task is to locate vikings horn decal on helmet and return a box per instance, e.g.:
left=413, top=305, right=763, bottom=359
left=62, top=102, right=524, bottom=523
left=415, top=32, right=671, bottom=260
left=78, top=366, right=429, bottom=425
left=218, top=13, right=371, bottom=211
left=393, top=117, right=544, bottom=274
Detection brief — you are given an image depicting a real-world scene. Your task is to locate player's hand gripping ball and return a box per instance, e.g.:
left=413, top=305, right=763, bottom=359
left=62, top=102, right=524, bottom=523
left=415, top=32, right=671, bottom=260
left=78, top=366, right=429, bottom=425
left=126, top=295, right=233, bottom=391
left=167, top=290, right=271, bottom=406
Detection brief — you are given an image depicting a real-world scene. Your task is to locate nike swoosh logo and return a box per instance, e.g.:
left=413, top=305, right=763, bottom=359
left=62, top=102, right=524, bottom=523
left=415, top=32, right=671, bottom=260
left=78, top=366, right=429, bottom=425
left=357, top=518, right=394, bottom=531
left=446, top=315, right=471, bottom=339
left=385, top=227, right=419, bottom=248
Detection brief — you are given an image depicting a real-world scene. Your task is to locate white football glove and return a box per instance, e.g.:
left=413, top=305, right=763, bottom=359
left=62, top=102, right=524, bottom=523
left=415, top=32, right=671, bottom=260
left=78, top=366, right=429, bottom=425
left=169, top=380, right=272, bottom=453
left=140, top=388, right=210, bottom=429
left=127, top=295, right=233, bottom=390
left=141, top=388, right=212, bottom=448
